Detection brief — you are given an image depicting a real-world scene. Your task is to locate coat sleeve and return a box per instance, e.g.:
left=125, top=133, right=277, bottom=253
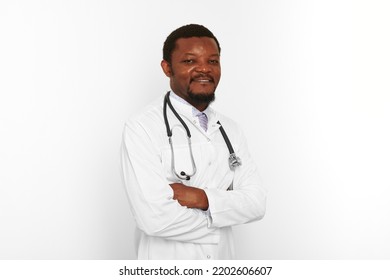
left=121, top=120, right=219, bottom=244
left=204, top=125, right=267, bottom=228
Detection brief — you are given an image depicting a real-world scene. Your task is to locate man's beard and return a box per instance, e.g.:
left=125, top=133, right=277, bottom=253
left=187, top=90, right=215, bottom=107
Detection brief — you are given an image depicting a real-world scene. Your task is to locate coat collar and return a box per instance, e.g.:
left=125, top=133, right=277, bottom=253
left=167, top=91, right=221, bottom=136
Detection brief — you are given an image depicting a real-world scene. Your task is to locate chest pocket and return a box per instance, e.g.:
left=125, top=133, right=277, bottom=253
left=161, top=144, right=197, bottom=183
left=160, top=126, right=234, bottom=190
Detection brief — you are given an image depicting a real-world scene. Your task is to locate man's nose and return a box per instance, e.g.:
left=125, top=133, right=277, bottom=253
left=195, top=61, right=211, bottom=73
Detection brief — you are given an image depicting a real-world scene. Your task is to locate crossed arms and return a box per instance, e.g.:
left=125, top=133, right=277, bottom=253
left=170, top=183, right=209, bottom=210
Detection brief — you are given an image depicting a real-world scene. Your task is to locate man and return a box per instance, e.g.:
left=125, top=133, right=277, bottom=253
left=121, top=24, right=266, bottom=259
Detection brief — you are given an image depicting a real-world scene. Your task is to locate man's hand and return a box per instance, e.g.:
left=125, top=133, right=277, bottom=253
left=170, top=183, right=209, bottom=210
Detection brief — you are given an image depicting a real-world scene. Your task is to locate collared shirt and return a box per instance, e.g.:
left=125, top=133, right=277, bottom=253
left=121, top=91, right=266, bottom=259
left=169, top=91, right=211, bottom=121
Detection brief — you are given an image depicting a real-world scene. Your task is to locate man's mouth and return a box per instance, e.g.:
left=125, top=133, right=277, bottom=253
left=191, top=76, right=214, bottom=84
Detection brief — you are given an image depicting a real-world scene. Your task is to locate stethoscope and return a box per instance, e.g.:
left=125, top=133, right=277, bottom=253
left=163, top=91, right=241, bottom=181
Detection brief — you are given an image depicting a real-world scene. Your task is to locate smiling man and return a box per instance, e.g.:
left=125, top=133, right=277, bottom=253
left=121, top=24, right=266, bottom=259
left=161, top=35, right=221, bottom=112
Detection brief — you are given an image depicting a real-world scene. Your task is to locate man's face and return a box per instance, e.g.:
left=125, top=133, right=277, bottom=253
left=161, top=37, right=221, bottom=109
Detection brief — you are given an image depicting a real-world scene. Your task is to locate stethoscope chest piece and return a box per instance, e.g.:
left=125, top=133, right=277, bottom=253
left=163, top=91, right=242, bottom=181
left=228, top=153, right=242, bottom=170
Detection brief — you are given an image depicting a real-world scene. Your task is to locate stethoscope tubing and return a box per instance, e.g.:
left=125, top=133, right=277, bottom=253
left=163, top=91, right=241, bottom=180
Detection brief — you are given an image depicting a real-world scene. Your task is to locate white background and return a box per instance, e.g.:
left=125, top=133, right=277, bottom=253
left=0, top=0, right=389, bottom=259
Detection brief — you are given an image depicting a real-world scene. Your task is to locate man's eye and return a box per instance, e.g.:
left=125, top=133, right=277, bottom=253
left=209, top=60, right=219, bottom=64
left=183, top=59, right=193, bottom=63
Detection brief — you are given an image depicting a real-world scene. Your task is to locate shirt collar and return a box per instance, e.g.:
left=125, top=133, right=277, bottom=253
left=167, top=91, right=221, bottom=135
left=169, top=91, right=213, bottom=120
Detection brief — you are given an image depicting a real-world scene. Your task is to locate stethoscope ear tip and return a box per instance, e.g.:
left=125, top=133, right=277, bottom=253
left=180, top=171, right=191, bottom=181
left=165, top=92, right=241, bottom=181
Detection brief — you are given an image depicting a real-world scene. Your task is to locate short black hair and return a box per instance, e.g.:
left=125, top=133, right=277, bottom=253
left=162, top=24, right=221, bottom=63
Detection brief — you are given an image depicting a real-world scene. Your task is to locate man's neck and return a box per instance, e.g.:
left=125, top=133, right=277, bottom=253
left=170, top=91, right=209, bottom=112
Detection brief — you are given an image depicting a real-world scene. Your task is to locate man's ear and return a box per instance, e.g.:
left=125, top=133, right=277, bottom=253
left=161, top=60, right=173, bottom=77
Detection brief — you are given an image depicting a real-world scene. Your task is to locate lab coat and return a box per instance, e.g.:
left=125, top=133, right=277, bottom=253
left=121, top=93, right=266, bottom=259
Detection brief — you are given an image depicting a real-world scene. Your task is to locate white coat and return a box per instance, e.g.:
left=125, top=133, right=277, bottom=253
left=121, top=93, right=266, bottom=259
